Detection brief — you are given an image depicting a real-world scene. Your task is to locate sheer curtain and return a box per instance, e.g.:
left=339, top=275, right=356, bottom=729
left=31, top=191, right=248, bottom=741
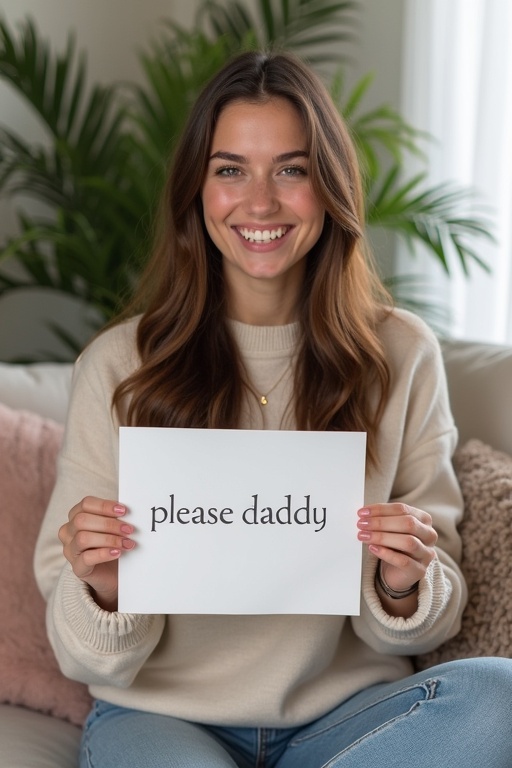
left=399, top=0, right=512, bottom=344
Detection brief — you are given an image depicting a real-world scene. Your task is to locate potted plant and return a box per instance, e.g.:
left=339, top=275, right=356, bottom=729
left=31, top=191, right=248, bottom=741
left=0, top=0, right=492, bottom=359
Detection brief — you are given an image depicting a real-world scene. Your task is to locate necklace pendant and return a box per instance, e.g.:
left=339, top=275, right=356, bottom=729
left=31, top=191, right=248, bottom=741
left=260, top=395, right=268, bottom=406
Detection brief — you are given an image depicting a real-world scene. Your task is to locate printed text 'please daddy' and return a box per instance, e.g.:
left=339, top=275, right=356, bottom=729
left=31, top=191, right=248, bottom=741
left=150, top=493, right=327, bottom=533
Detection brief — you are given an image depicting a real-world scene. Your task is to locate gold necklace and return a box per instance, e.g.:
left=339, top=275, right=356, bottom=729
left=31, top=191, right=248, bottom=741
left=255, top=363, right=292, bottom=407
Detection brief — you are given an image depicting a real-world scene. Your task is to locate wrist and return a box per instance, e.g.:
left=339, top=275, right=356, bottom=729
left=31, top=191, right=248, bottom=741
left=90, top=586, right=118, bottom=612
left=376, top=562, right=419, bottom=600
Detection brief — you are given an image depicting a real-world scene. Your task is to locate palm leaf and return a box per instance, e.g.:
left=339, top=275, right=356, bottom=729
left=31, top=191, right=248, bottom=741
left=0, top=17, right=127, bottom=185
left=0, top=9, right=497, bottom=359
left=45, top=320, right=90, bottom=359
left=199, top=0, right=358, bottom=62
left=331, top=71, right=428, bottom=186
left=0, top=128, right=67, bottom=204
left=383, top=273, right=452, bottom=335
left=367, top=167, right=494, bottom=276
left=132, top=27, right=232, bottom=169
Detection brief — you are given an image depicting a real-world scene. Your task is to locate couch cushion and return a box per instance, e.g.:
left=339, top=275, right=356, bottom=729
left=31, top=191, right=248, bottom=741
left=415, top=439, right=512, bottom=669
left=0, top=704, right=81, bottom=768
left=442, top=340, right=512, bottom=456
left=0, top=362, right=73, bottom=424
left=0, top=403, right=92, bottom=726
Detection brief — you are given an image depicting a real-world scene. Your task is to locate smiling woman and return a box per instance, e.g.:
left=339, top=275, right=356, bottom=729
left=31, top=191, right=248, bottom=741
left=202, top=98, right=325, bottom=324
left=112, top=49, right=387, bottom=457
left=34, top=49, right=512, bottom=768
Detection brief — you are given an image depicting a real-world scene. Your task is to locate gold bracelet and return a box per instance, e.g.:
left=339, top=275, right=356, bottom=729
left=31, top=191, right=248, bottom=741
left=376, top=563, right=419, bottom=600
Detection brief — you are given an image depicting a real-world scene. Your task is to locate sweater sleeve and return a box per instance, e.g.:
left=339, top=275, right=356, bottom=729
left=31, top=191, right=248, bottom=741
left=351, top=311, right=467, bottom=655
left=34, top=323, right=166, bottom=687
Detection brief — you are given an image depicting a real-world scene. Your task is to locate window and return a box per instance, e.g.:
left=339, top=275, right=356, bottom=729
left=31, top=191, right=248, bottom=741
left=399, top=0, right=512, bottom=343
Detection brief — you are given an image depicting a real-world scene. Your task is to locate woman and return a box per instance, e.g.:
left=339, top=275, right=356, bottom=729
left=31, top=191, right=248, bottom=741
left=35, top=50, right=512, bottom=767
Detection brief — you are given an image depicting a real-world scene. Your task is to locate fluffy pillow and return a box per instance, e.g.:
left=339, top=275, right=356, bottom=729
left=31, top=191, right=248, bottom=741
left=0, top=403, right=92, bottom=726
left=416, top=439, right=512, bottom=669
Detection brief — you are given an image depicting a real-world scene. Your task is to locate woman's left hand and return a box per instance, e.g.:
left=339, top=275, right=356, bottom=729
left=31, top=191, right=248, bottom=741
left=357, top=503, right=438, bottom=593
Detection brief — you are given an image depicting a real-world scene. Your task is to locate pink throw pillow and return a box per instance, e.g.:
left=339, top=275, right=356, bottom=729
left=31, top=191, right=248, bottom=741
left=0, top=403, right=92, bottom=726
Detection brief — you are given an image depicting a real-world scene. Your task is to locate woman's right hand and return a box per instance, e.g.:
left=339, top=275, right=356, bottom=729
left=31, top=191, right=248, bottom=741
left=59, top=496, right=135, bottom=611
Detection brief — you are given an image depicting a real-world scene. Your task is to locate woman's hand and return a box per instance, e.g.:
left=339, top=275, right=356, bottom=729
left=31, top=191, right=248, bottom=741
left=357, top=503, right=438, bottom=614
left=59, top=496, right=135, bottom=611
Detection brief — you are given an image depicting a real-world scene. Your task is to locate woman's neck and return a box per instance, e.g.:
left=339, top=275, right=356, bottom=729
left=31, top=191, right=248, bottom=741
left=225, top=278, right=301, bottom=326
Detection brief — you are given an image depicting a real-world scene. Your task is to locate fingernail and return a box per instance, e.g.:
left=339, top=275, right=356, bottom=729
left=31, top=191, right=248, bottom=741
left=358, top=508, right=370, bottom=516
left=113, top=504, right=126, bottom=516
left=122, top=538, right=135, bottom=550
left=109, top=549, right=121, bottom=557
left=121, top=524, right=134, bottom=534
left=358, top=532, right=371, bottom=541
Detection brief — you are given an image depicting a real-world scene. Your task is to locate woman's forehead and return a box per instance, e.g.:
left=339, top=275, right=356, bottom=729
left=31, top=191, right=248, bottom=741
left=210, top=98, right=308, bottom=153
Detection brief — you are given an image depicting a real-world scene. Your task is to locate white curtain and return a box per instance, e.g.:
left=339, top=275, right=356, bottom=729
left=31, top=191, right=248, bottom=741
left=399, top=0, right=512, bottom=344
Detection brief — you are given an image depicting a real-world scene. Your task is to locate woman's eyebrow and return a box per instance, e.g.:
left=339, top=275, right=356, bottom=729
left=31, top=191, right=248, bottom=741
left=209, top=151, right=247, bottom=163
left=209, top=150, right=309, bottom=163
left=273, top=150, right=309, bottom=162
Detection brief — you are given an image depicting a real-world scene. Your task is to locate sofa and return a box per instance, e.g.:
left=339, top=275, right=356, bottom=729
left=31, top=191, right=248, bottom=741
left=0, top=339, right=511, bottom=767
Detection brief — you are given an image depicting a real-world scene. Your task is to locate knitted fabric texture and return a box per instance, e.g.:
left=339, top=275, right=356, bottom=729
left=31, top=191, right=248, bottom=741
left=416, top=439, right=512, bottom=669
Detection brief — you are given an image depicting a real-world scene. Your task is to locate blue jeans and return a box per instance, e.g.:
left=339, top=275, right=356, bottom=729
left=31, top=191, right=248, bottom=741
left=80, top=658, right=512, bottom=768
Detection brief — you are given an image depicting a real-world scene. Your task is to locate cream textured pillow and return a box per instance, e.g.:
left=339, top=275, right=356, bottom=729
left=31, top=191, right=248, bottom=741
left=416, top=439, right=512, bottom=669
left=0, top=403, right=92, bottom=726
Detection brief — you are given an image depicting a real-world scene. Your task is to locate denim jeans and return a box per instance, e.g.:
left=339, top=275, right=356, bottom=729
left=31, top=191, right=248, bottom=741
left=80, top=657, right=512, bottom=768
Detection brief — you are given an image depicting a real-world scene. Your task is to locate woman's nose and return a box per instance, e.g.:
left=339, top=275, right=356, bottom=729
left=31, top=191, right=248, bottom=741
left=243, top=177, right=279, bottom=216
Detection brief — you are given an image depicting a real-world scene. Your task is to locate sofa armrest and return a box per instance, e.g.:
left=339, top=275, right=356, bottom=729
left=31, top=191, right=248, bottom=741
left=442, top=339, right=512, bottom=456
left=0, top=704, right=80, bottom=768
left=0, top=363, right=73, bottom=424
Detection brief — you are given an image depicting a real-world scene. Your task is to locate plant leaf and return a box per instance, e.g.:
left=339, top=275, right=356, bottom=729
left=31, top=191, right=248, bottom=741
left=368, top=168, right=495, bottom=276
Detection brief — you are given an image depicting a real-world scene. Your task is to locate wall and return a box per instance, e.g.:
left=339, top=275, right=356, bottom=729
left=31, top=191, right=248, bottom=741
left=0, top=0, right=406, bottom=360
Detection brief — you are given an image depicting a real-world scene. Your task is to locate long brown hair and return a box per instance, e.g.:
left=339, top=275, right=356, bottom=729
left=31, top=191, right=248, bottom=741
left=113, top=50, right=391, bottom=466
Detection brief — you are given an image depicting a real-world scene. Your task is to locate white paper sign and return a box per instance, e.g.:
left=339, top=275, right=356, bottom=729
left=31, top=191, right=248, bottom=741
left=118, top=428, right=366, bottom=615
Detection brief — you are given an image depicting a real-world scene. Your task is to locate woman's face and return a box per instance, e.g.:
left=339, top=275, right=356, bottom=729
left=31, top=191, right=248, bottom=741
left=202, top=97, right=325, bottom=318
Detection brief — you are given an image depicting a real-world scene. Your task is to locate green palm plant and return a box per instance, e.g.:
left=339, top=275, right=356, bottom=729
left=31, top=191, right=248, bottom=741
left=329, top=69, right=493, bottom=323
left=0, top=18, right=157, bottom=338
left=198, top=0, right=358, bottom=63
left=0, top=0, right=494, bottom=360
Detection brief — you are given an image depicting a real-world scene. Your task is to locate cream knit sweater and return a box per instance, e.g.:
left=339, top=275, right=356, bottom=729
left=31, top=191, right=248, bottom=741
left=35, top=308, right=466, bottom=728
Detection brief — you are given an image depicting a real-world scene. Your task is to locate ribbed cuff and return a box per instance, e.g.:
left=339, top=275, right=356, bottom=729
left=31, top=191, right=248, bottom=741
left=58, top=564, right=158, bottom=653
left=362, top=553, right=452, bottom=641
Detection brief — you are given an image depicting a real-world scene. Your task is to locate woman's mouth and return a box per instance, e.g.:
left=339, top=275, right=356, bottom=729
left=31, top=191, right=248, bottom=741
left=236, top=226, right=290, bottom=244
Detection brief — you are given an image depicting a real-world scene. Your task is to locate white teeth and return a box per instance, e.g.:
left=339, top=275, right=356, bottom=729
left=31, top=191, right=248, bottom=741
left=238, top=227, right=288, bottom=243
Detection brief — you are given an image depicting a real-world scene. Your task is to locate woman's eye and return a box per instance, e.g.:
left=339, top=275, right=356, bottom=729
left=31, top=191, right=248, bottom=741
left=215, top=166, right=241, bottom=177
left=280, top=165, right=307, bottom=177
